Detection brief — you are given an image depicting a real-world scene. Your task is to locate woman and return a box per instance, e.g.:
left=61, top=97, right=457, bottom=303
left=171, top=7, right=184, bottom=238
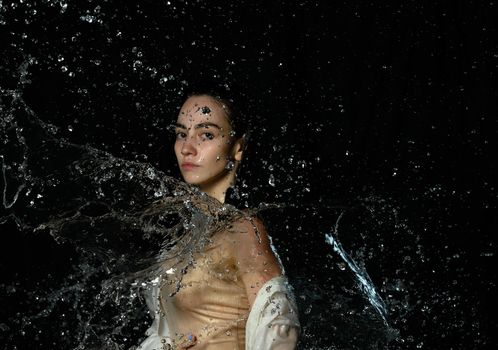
left=139, top=88, right=300, bottom=349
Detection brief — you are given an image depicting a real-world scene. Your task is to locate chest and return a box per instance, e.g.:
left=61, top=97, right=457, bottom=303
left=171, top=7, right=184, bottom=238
left=160, top=235, right=246, bottom=311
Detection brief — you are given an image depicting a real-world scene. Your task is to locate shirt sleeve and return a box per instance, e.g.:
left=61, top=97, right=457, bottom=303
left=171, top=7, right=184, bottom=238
left=246, top=276, right=301, bottom=350
left=137, top=281, right=173, bottom=349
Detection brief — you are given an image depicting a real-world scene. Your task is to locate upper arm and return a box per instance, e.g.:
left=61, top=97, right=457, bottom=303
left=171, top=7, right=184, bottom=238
left=231, top=215, right=282, bottom=308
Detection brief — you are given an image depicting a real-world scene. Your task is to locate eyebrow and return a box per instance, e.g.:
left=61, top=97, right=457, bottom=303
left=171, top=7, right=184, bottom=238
left=174, top=122, right=222, bottom=130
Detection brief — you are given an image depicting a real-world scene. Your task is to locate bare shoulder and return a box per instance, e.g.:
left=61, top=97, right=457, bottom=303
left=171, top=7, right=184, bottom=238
left=209, top=213, right=268, bottom=251
left=231, top=212, right=272, bottom=246
left=230, top=212, right=281, bottom=271
left=230, top=212, right=282, bottom=305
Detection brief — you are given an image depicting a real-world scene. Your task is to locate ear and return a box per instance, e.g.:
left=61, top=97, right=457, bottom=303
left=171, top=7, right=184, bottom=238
left=232, top=136, right=245, bottom=162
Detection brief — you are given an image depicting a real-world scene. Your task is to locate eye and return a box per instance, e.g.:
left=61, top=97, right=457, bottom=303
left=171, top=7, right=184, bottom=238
left=201, top=132, right=215, bottom=140
left=175, top=131, right=186, bottom=139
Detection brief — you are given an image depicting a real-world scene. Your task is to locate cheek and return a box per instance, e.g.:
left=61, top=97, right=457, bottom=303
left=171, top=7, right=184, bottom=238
left=198, top=145, right=223, bottom=167
left=197, top=146, right=214, bottom=163
left=174, top=142, right=182, bottom=160
left=208, top=143, right=230, bottom=161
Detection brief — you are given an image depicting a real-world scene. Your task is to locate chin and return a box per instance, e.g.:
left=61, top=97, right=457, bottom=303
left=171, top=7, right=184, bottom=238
left=181, top=177, right=199, bottom=185
left=181, top=174, right=203, bottom=186
left=181, top=169, right=227, bottom=188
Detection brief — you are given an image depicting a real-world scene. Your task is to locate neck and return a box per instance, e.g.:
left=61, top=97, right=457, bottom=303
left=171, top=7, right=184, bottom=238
left=199, top=170, right=236, bottom=204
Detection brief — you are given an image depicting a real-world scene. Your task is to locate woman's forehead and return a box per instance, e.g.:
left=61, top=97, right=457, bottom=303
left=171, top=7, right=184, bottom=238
left=176, top=96, right=230, bottom=128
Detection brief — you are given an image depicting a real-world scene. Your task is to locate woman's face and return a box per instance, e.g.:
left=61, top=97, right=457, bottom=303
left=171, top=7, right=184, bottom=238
left=174, top=95, right=240, bottom=188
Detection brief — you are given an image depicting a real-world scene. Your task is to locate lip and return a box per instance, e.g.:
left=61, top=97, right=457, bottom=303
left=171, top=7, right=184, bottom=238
left=181, top=162, right=199, bottom=170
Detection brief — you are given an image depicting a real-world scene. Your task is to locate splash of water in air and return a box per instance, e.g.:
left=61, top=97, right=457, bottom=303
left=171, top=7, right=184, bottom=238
left=325, top=211, right=389, bottom=327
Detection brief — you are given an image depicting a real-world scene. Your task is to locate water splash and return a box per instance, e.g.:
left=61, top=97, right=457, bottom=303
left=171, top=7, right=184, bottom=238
left=1, top=154, right=26, bottom=209
left=1, top=7, right=402, bottom=349
left=325, top=211, right=390, bottom=327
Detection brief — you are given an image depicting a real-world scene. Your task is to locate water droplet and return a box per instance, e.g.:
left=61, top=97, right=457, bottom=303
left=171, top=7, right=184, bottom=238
left=268, top=174, right=275, bottom=187
left=133, top=60, right=143, bottom=70
left=80, top=14, right=96, bottom=23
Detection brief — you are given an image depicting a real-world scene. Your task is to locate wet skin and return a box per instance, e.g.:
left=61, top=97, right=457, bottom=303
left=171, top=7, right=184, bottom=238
left=174, top=95, right=243, bottom=203
left=171, top=95, right=284, bottom=349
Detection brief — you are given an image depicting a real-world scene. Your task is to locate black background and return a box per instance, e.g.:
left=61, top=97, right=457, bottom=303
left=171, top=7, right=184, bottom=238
left=1, top=0, right=496, bottom=349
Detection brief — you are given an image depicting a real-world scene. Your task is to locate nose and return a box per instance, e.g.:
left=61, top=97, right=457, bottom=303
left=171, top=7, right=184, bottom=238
left=180, top=135, right=197, bottom=156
